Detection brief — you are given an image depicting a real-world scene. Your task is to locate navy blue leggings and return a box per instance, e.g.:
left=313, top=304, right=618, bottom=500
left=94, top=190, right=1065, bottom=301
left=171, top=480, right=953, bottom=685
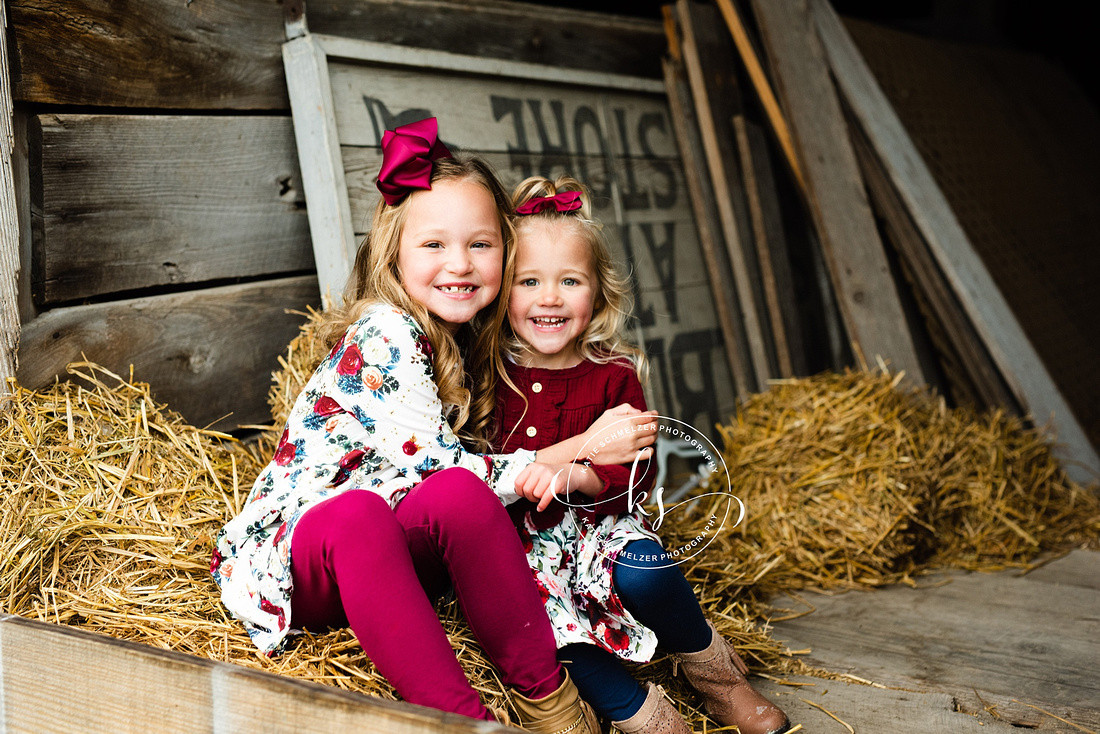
left=560, top=539, right=712, bottom=721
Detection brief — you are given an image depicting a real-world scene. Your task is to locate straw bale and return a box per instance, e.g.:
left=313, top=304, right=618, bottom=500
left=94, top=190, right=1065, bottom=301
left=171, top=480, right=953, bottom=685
left=3, top=327, right=1097, bottom=731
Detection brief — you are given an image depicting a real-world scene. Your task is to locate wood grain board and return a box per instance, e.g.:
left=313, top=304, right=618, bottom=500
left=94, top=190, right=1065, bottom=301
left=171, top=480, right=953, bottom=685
left=8, top=0, right=664, bottom=110
left=751, top=0, right=925, bottom=384
left=1, top=0, right=19, bottom=398
left=769, top=550, right=1100, bottom=731
left=662, top=56, right=753, bottom=400
left=676, top=0, right=772, bottom=390
left=0, top=614, right=510, bottom=734
left=29, top=114, right=313, bottom=305
left=17, top=277, right=320, bottom=430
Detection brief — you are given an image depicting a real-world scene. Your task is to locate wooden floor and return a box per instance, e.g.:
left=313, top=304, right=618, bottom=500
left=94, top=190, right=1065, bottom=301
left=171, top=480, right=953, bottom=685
left=755, top=549, right=1099, bottom=732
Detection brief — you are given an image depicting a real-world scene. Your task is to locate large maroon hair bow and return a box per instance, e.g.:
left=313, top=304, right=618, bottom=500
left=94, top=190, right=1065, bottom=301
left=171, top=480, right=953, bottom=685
left=376, top=117, right=453, bottom=205
left=515, top=191, right=583, bottom=216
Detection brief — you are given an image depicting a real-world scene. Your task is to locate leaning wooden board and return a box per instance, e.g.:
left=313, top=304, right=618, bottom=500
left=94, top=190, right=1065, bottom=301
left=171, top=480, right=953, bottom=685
left=284, top=35, right=739, bottom=431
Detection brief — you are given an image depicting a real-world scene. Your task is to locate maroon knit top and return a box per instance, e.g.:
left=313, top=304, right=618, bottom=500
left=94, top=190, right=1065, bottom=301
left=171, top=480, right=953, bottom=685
left=493, top=358, right=655, bottom=529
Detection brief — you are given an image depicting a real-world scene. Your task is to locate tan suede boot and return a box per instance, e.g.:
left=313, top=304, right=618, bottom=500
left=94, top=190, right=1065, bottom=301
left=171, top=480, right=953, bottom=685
left=672, top=622, right=790, bottom=734
left=612, top=683, right=691, bottom=734
left=511, top=670, right=601, bottom=734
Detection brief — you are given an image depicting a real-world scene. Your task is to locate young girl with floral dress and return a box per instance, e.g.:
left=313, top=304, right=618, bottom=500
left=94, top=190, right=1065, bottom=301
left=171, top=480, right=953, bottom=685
left=210, top=120, right=653, bottom=733
left=494, top=175, right=791, bottom=734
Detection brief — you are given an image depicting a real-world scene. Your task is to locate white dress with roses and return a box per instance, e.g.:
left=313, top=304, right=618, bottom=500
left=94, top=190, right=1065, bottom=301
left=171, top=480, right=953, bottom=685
left=211, top=304, right=536, bottom=655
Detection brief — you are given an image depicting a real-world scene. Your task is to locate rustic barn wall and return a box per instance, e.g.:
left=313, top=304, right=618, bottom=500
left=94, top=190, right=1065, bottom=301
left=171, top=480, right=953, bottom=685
left=9, top=0, right=720, bottom=433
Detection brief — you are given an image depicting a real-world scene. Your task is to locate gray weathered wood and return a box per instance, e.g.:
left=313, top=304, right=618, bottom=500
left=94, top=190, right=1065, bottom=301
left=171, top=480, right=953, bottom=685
left=31, top=114, right=313, bottom=305
left=283, top=36, right=357, bottom=309
left=0, top=614, right=509, bottom=733
left=17, top=277, right=320, bottom=430
left=1, top=0, right=18, bottom=401
left=848, top=116, right=1018, bottom=413
left=770, top=553, right=1100, bottom=731
left=8, top=0, right=664, bottom=110
left=1024, top=549, right=1100, bottom=592
left=663, top=57, right=752, bottom=400
left=751, top=0, right=925, bottom=384
left=309, top=0, right=665, bottom=81
left=754, top=674, right=1026, bottom=733
left=677, top=0, right=771, bottom=391
left=810, top=0, right=1099, bottom=481
left=8, top=0, right=289, bottom=109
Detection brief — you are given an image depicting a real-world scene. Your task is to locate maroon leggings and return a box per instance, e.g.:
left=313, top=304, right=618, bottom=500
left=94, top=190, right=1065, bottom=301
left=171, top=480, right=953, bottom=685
left=290, top=467, right=562, bottom=720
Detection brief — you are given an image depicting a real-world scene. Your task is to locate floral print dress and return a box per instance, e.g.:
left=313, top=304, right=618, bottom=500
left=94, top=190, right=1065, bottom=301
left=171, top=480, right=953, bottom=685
left=212, top=304, right=535, bottom=655
left=495, top=359, right=662, bottom=663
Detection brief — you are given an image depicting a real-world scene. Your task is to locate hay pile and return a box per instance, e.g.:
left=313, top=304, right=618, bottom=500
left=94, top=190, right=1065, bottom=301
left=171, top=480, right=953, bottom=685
left=3, top=324, right=1098, bottom=728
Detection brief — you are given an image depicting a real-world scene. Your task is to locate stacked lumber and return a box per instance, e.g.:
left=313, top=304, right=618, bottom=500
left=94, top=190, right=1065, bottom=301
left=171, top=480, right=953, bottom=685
left=661, top=0, right=1099, bottom=482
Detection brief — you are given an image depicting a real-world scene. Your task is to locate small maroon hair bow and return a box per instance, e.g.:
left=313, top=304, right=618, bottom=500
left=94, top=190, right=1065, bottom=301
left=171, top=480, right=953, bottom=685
left=376, top=117, right=453, bottom=205
left=515, top=191, right=583, bottom=216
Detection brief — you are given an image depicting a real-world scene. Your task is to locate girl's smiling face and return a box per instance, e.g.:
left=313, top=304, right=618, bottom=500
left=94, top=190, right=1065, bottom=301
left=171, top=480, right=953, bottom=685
left=508, top=221, right=596, bottom=369
left=397, top=178, right=504, bottom=332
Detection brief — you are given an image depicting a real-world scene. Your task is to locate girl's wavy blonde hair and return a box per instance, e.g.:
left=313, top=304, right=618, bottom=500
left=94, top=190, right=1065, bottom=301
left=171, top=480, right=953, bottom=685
left=507, top=175, right=648, bottom=383
left=318, top=156, right=517, bottom=451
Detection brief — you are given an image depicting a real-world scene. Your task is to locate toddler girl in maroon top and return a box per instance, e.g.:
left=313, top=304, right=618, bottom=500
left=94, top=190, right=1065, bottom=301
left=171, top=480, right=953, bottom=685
left=495, top=176, right=790, bottom=734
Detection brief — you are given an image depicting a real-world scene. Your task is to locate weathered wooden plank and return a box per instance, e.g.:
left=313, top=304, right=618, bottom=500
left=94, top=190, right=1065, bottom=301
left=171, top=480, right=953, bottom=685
left=770, top=563, right=1100, bottom=730
left=847, top=114, right=1018, bottom=413
left=8, top=0, right=663, bottom=110
left=31, top=114, right=313, bottom=305
left=811, top=0, right=1099, bottom=481
left=8, top=0, right=289, bottom=109
left=662, top=56, right=752, bottom=400
left=733, top=114, right=804, bottom=377
left=713, top=0, right=805, bottom=195
left=284, top=36, right=357, bottom=310
left=1024, top=550, right=1100, bottom=592
left=751, top=0, right=925, bottom=384
left=328, top=61, right=668, bottom=152
left=1, top=0, right=18, bottom=401
left=309, top=0, right=665, bottom=81
left=0, top=615, right=508, bottom=733
left=754, top=674, right=1025, bottom=733
left=676, top=0, right=772, bottom=390
left=17, top=277, right=320, bottom=430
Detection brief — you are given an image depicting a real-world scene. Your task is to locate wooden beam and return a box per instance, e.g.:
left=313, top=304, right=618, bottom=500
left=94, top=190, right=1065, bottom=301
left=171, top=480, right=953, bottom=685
left=31, top=114, right=313, bottom=306
left=1, top=0, right=18, bottom=402
left=0, top=615, right=510, bottom=733
left=750, top=0, right=925, bottom=383
left=713, top=0, right=805, bottom=194
left=309, top=0, right=666, bottom=80
left=17, top=277, right=320, bottom=431
left=676, top=0, right=773, bottom=389
left=848, top=115, right=1018, bottom=413
left=810, top=0, right=1099, bottom=480
left=8, top=0, right=289, bottom=109
left=8, top=0, right=665, bottom=110
left=732, top=114, right=804, bottom=377
left=663, top=57, right=753, bottom=400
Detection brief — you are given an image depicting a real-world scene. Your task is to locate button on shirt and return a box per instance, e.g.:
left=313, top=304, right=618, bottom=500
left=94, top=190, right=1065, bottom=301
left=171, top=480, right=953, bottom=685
left=494, top=358, right=654, bottom=529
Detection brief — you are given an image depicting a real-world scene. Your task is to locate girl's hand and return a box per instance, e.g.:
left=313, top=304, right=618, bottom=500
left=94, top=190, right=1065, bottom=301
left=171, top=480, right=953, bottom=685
left=578, top=404, right=658, bottom=466
left=515, top=462, right=601, bottom=511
